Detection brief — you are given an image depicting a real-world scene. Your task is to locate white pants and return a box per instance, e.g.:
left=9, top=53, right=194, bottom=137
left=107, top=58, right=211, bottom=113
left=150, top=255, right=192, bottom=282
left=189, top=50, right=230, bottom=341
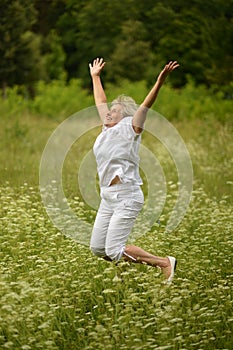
left=90, top=183, right=144, bottom=261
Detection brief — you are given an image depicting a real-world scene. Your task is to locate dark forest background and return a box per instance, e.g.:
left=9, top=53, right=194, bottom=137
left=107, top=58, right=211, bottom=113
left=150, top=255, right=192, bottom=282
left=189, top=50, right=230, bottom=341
left=1, top=0, right=233, bottom=98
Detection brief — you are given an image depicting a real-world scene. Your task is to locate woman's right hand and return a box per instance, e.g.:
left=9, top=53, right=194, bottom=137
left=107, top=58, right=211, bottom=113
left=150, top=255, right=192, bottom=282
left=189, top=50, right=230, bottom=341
left=89, top=57, right=106, bottom=77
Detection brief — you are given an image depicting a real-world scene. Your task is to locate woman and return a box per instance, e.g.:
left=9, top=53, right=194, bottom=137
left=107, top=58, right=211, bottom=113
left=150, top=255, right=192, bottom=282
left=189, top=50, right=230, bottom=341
left=89, top=57, right=179, bottom=283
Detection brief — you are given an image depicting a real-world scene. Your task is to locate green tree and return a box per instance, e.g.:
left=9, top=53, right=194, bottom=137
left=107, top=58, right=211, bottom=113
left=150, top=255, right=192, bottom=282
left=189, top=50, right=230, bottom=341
left=1, top=0, right=232, bottom=92
left=14, top=31, right=46, bottom=86
left=202, top=0, right=233, bottom=91
left=56, top=0, right=141, bottom=85
left=107, top=20, right=154, bottom=83
left=33, top=0, right=66, bottom=36
left=43, top=29, right=67, bottom=81
left=144, top=0, right=233, bottom=88
left=0, top=0, right=37, bottom=96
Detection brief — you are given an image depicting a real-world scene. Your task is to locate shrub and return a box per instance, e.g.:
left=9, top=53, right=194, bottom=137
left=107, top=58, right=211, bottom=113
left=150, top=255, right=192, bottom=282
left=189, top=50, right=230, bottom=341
left=30, top=79, right=93, bottom=119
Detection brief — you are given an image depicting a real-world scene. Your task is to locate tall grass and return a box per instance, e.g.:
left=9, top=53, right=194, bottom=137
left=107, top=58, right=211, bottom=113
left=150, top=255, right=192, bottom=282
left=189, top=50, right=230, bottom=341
left=0, top=183, right=232, bottom=349
left=0, top=81, right=232, bottom=349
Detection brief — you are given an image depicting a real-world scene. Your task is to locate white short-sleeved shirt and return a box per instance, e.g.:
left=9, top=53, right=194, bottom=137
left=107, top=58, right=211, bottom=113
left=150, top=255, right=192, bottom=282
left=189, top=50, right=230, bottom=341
left=93, top=116, right=143, bottom=187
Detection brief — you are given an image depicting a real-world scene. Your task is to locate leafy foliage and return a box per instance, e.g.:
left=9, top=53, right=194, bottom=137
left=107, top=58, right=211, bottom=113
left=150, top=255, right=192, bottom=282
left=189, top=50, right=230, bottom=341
left=1, top=0, right=233, bottom=93
left=0, top=0, right=37, bottom=92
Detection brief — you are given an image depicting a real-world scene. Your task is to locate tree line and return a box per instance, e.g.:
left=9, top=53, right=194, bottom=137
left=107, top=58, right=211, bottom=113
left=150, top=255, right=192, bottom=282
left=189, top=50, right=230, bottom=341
left=0, top=0, right=232, bottom=97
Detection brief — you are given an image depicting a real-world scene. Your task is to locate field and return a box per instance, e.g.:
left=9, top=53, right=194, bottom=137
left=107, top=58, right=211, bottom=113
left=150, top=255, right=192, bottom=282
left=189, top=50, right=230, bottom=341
left=0, top=82, right=232, bottom=349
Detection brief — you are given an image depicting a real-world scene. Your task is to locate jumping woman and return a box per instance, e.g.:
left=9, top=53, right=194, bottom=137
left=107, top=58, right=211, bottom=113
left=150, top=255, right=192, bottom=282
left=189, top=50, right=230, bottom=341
left=89, top=58, right=179, bottom=283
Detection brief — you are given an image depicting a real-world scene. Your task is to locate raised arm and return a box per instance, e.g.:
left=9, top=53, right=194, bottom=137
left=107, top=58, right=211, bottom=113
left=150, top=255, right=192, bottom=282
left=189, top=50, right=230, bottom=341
left=132, top=61, right=180, bottom=133
left=89, top=58, right=109, bottom=122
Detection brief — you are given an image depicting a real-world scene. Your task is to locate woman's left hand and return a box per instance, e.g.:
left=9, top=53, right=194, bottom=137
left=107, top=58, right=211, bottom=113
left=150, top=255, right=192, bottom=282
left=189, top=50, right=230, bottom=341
left=157, top=61, right=180, bottom=84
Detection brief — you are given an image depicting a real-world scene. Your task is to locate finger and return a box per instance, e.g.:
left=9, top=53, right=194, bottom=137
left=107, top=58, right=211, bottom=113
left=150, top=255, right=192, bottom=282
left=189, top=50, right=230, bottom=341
left=166, top=61, right=179, bottom=71
left=173, top=64, right=180, bottom=70
left=167, top=61, right=176, bottom=69
left=165, top=61, right=173, bottom=68
left=171, top=61, right=179, bottom=67
left=97, top=57, right=102, bottom=65
left=98, top=58, right=105, bottom=67
left=171, top=62, right=180, bottom=70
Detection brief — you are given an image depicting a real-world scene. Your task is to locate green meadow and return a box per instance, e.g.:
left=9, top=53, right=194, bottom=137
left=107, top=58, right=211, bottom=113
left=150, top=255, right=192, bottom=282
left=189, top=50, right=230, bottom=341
left=0, top=81, right=232, bottom=349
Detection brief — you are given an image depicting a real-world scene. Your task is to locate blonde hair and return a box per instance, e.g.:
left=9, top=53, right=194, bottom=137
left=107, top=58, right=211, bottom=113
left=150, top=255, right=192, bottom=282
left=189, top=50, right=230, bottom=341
left=111, top=95, right=138, bottom=117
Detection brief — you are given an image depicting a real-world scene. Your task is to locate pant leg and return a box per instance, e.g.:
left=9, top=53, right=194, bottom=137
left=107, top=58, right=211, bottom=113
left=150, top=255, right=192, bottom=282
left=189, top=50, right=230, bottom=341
left=90, top=198, right=113, bottom=258
left=105, top=186, right=144, bottom=261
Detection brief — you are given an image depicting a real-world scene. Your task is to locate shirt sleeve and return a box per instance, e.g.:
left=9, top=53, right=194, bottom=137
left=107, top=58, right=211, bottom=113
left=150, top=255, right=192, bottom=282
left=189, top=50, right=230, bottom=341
left=120, top=116, right=142, bottom=137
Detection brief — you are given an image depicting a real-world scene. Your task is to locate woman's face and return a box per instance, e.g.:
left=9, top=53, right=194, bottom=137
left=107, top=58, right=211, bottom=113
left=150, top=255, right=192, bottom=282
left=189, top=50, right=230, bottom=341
left=104, top=104, right=123, bottom=127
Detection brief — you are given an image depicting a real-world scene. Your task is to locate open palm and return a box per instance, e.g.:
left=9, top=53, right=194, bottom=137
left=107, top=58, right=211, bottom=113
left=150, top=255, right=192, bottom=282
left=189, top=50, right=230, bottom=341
left=89, top=57, right=106, bottom=77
